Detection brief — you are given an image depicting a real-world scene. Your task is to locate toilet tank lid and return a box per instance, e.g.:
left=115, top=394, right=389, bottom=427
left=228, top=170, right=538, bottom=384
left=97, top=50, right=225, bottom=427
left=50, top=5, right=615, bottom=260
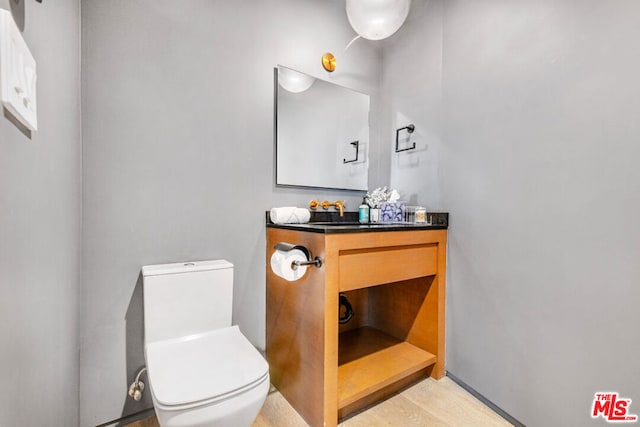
left=142, top=260, right=233, bottom=277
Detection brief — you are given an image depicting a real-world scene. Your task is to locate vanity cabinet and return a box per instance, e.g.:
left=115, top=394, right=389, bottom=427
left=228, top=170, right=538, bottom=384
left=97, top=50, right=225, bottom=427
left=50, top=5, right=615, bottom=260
left=266, top=226, right=447, bottom=427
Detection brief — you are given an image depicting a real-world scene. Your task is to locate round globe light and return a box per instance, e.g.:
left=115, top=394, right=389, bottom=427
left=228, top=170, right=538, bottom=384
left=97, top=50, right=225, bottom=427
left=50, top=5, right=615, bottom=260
left=278, top=67, right=316, bottom=94
left=346, top=0, right=411, bottom=41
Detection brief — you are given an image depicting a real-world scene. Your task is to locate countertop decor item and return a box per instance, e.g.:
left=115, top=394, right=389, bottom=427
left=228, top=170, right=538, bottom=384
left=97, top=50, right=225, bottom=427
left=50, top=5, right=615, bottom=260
left=366, top=186, right=402, bottom=222
left=370, top=207, right=381, bottom=223
left=358, top=197, right=370, bottom=224
left=365, top=186, right=400, bottom=209
left=270, top=207, right=311, bottom=224
left=380, top=201, right=405, bottom=223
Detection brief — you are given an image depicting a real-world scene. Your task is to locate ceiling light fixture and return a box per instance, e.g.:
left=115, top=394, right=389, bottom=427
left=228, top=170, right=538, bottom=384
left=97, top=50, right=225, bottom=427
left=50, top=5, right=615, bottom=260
left=345, top=0, right=411, bottom=41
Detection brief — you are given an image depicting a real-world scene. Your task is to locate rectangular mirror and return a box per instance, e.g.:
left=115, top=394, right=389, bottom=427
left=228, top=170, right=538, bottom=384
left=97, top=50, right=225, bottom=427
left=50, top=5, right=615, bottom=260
left=275, top=65, right=369, bottom=191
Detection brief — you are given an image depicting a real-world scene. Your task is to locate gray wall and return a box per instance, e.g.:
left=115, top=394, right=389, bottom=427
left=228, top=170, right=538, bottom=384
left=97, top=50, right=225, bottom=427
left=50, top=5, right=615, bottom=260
left=382, top=0, right=443, bottom=208
left=80, top=1, right=381, bottom=425
left=0, top=1, right=81, bottom=426
left=385, top=1, right=640, bottom=426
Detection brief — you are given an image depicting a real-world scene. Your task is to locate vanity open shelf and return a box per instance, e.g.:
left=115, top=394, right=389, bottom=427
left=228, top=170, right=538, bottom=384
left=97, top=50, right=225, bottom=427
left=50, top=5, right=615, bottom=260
left=266, top=221, right=447, bottom=427
left=338, top=327, right=436, bottom=411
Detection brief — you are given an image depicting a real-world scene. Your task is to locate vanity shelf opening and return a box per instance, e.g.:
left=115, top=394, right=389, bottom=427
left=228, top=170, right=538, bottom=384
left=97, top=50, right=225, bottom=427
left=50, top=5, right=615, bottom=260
left=337, top=276, right=439, bottom=416
left=338, top=327, right=436, bottom=410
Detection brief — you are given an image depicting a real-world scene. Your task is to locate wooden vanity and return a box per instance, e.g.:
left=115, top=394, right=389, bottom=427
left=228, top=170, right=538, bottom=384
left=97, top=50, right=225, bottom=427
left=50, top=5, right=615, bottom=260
left=266, top=220, right=447, bottom=427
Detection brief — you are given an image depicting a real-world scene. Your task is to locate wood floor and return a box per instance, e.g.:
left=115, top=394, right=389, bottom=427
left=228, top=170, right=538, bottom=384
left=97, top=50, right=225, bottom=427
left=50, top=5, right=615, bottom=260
left=126, top=377, right=511, bottom=427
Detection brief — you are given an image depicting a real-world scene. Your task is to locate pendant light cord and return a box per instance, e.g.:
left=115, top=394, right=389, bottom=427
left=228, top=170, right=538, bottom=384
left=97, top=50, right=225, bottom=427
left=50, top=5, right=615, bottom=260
left=344, top=35, right=361, bottom=52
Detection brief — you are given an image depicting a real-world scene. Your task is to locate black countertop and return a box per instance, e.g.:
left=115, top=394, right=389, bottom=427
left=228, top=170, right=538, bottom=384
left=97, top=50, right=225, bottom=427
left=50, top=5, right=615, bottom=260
left=266, top=211, right=449, bottom=234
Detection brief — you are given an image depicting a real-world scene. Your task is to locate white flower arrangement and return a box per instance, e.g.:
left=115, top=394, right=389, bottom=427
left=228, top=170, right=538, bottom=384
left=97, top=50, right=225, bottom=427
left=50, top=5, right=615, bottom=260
left=365, top=186, right=401, bottom=208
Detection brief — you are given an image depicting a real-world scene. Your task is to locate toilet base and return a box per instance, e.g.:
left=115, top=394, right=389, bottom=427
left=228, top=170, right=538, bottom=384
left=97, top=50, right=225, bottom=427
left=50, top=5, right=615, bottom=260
left=153, top=375, right=269, bottom=427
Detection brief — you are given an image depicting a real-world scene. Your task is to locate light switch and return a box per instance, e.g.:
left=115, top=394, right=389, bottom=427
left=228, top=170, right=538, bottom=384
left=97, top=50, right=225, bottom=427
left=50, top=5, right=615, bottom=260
left=0, top=10, right=37, bottom=131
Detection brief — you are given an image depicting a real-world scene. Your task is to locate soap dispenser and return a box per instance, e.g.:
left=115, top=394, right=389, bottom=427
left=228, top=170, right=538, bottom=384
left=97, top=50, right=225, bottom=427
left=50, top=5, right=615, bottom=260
left=358, top=197, right=370, bottom=224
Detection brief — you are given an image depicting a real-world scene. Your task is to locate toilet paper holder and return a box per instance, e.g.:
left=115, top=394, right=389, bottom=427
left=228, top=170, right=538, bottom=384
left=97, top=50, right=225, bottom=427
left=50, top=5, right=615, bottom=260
left=274, top=242, right=323, bottom=270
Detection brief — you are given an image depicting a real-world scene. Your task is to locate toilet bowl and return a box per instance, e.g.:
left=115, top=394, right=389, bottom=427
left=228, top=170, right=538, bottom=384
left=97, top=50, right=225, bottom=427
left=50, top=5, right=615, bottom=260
left=142, top=260, right=269, bottom=427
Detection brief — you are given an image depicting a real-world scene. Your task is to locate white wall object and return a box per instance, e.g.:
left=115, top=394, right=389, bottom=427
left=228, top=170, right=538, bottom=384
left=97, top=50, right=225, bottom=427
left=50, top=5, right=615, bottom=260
left=346, top=0, right=411, bottom=41
left=0, top=9, right=37, bottom=131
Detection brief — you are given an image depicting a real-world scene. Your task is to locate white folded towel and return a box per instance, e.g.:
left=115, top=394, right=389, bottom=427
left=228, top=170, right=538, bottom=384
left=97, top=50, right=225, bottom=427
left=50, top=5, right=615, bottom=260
left=270, top=207, right=311, bottom=224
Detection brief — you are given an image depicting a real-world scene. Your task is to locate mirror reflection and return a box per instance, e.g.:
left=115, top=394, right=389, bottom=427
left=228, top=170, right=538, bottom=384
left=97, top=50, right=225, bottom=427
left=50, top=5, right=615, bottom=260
left=275, top=65, right=370, bottom=191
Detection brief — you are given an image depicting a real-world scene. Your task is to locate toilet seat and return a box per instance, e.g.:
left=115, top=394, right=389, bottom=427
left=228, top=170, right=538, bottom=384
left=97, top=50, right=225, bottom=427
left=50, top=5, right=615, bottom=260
left=146, top=325, right=269, bottom=411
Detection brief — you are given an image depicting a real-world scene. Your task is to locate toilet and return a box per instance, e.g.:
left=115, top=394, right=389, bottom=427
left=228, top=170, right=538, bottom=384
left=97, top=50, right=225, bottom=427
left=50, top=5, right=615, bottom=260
left=142, top=260, right=269, bottom=427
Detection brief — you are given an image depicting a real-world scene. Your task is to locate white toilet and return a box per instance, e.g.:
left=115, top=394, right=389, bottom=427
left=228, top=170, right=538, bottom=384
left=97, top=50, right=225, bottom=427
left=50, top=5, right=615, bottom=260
left=142, top=260, right=269, bottom=427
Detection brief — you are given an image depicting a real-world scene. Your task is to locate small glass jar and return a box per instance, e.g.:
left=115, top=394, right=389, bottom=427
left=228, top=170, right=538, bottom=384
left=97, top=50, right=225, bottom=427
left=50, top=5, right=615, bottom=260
left=414, top=206, right=427, bottom=223
left=403, top=206, right=416, bottom=223
left=370, top=207, right=381, bottom=223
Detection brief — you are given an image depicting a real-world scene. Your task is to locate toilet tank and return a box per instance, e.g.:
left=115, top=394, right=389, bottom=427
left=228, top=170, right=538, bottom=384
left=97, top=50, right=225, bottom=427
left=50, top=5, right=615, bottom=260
left=142, top=260, right=234, bottom=344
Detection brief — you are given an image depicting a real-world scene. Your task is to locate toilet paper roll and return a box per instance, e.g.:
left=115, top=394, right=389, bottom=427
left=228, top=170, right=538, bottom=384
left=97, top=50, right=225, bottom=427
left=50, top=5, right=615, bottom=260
left=269, top=250, right=286, bottom=278
left=270, top=248, right=308, bottom=281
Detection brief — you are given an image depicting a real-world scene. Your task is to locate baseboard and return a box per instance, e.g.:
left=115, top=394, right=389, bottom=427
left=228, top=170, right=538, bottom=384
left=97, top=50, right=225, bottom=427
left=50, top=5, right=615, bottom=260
left=94, top=407, right=155, bottom=427
left=446, top=371, right=526, bottom=427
